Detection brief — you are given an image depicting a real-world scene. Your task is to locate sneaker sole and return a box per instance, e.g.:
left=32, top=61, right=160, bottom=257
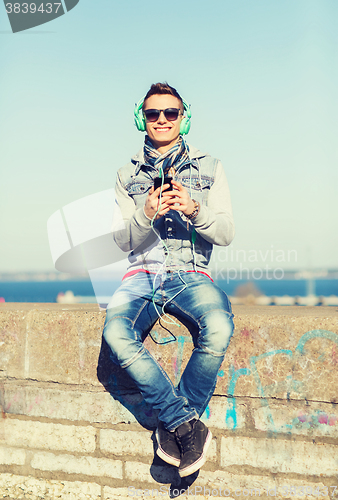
left=155, top=428, right=181, bottom=467
left=178, top=429, right=212, bottom=477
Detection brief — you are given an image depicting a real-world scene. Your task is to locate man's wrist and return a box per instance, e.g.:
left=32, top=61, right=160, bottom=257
left=185, top=200, right=200, bottom=220
left=184, top=199, right=195, bottom=216
left=142, top=206, right=153, bottom=223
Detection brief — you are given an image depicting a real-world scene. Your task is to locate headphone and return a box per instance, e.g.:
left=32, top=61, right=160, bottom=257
left=134, top=96, right=191, bottom=135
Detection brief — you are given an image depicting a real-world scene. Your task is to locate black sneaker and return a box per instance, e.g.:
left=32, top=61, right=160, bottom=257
left=175, top=419, right=212, bottom=477
left=156, top=421, right=181, bottom=467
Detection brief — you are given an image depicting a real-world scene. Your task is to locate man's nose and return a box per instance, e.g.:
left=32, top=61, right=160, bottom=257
left=157, top=110, right=167, bottom=123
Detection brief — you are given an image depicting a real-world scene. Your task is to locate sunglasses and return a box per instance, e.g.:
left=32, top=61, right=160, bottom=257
left=143, top=108, right=181, bottom=123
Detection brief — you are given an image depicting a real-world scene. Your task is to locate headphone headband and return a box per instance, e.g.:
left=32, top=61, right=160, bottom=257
left=134, top=96, right=191, bottom=135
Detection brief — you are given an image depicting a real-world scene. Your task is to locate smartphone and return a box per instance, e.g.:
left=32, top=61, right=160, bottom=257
left=154, top=176, right=173, bottom=191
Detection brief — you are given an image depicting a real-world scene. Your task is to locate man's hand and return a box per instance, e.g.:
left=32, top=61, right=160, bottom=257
left=165, top=180, right=196, bottom=216
left=144, top=184, right=173, bottom=220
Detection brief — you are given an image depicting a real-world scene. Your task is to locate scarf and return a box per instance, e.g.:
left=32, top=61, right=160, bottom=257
left=143, top=135, right=190, bottom=178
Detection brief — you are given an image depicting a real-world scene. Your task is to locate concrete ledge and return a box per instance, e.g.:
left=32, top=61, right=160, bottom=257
left=1, top=304, right=337, bottom=400
left=1, top=304, right=338, bottom=498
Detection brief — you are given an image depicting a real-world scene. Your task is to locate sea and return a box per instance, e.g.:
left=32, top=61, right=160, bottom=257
left=0, top=278, right=337, bottom=303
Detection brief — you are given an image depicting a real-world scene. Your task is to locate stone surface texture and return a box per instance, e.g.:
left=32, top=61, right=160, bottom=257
left=0, top=303, right=337, bottom=499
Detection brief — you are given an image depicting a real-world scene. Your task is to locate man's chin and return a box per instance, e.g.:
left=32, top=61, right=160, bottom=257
left=152, top=136, right=180, bottom=148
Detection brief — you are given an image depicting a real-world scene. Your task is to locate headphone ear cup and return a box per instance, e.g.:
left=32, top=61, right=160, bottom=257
left=134, top=111, right=146, bottom=132
left=180, top=98, right=191, bottom=135
left=180, top=116, right=191, bottom=135
left=134, top=98, right=146, bottom=131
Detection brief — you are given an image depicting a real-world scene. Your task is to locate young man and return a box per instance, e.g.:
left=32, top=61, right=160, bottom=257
left=103, top=83, right=235, bottom=477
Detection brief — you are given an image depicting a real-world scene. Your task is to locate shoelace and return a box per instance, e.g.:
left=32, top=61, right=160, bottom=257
left=177, top=422, right=196, bottom=453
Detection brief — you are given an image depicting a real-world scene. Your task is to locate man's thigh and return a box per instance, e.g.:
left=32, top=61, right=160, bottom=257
left=165, top=272, right=234, bottom=354
left=103, top=273, right=161, bottom=363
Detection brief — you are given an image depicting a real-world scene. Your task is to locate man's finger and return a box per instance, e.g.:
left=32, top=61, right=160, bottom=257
left=164, top=188, right=179, bottom=195
left=165, top=197, right=181, bottom=205
left=154, top=183, right=171, bottom=195
left=171, top=180, right=183, bottom=190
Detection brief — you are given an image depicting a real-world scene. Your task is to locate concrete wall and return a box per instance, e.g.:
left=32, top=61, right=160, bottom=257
left=0, top=303, right=338, bottom=499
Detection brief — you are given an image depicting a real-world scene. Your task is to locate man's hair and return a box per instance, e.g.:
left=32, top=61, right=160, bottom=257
left=142, top=82, right=184, bottom=111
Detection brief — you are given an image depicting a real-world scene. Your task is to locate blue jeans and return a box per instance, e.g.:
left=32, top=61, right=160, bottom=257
left=103, top=271, right=234, bottom=431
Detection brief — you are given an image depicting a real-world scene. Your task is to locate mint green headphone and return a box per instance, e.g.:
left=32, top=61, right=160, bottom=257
left=134, top=96, right=191, bottom=135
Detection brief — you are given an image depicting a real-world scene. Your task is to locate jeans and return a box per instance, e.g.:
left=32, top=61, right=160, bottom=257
left=103, top=270, right=234, bottom=431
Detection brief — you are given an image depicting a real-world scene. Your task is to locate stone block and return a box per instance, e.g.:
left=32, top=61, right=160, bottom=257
left=0, top=419, right=96, bottom=453
left=104, top=486, right=232, bottom=500
left=73, top=310, right=105, bottom=385
left=104, top=487, right=132, bottom=500
left=0, top=310, right=26, bottom=378
left=105, top=469, right=331, bottom=500
left=2, top=303, right=338, bottom=409
left=221, top=436, right=338, bottom=476
left=125, top=461, right=180, bottom=484
left=0, top=473, right=101, bottom=500
left=0, top=380, right=161, bottom=429
left=100, top=429, right=154, bottom=456
left=0, top=383, right=26, bottom=415
left=252, top=399, right=338, bottom=436
left=216, top=309, right=338, bottom=403
left=31, top=451, right=123, bottom=478
left=201, top=397, right=246, bottom=430
left=0, top=446, right=25, bottom=465
left=197, top=469, right=329, bottom=500
left=26, top=309, right=103, bottom=385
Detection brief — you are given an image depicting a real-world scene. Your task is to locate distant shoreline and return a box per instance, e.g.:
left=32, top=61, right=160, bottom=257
left=1, top=277, right=338, bottom=304
left=1, top=268, right=338, bottom=283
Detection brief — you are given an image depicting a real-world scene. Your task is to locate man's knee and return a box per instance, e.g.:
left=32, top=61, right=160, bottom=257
left=199, top=310, right=234, bottom=355
left=103, top=315, right=142, bottom=368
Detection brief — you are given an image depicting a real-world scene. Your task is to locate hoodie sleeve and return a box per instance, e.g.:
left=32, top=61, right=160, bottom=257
left=191, top=160, right=235, bottom=246
left=111, top=172, right=153, bottom=252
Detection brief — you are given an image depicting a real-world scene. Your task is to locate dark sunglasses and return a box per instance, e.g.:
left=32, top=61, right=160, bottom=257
left=143, top=108, right=181, bottom=122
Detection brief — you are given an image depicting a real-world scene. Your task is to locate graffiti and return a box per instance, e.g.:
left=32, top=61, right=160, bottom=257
left=27, top=395, right=43, bottom=414
left=225, top=365, right=250, bottom=429
left=149, top=328, right=338, bottom=433
left=293, top=410, right=338, bottom=429
left=295, top=329, right=338, bottom=354
left=1, top=328, right=337, bottom=436
left=222, top=329, right=338, bottom=431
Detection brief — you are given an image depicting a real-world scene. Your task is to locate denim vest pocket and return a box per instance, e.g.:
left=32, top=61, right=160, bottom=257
left=125, top=181, right=152, bottom=208
left=180, top=175, right=213, bottom=204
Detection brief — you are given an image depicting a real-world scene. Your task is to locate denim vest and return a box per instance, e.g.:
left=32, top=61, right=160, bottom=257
left=117, top=145, right=219, bottom=272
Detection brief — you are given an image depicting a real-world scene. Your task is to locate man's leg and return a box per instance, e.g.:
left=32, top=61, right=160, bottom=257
left=163, top=271, right=234, bottom=476
left=103, top=273, right=198, bottom=431
left=164, top=272, right=234, bottom=415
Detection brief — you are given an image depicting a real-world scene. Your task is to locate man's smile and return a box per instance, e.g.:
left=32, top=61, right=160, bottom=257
left=154, top=127, right=171, bottom=132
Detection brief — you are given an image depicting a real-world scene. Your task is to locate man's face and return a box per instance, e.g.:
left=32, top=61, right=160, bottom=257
left=143, top=94, right=183, bottom=152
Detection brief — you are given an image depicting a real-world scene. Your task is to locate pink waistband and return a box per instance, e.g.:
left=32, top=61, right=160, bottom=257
left=122, top=269, right=213, bottom=282
left=122, top=269, right=155, bottom=280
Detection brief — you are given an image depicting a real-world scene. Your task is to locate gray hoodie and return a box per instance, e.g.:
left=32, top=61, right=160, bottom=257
left=112, top=144, right=235, bottom=274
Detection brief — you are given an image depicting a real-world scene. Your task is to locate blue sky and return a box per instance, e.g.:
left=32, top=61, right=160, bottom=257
left=0, top=0, right=337, bottom=273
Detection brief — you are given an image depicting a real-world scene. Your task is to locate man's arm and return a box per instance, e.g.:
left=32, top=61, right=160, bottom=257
left=191, top=161, right=235, bottom=246
left=111, top=173, right=152, bottom=252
